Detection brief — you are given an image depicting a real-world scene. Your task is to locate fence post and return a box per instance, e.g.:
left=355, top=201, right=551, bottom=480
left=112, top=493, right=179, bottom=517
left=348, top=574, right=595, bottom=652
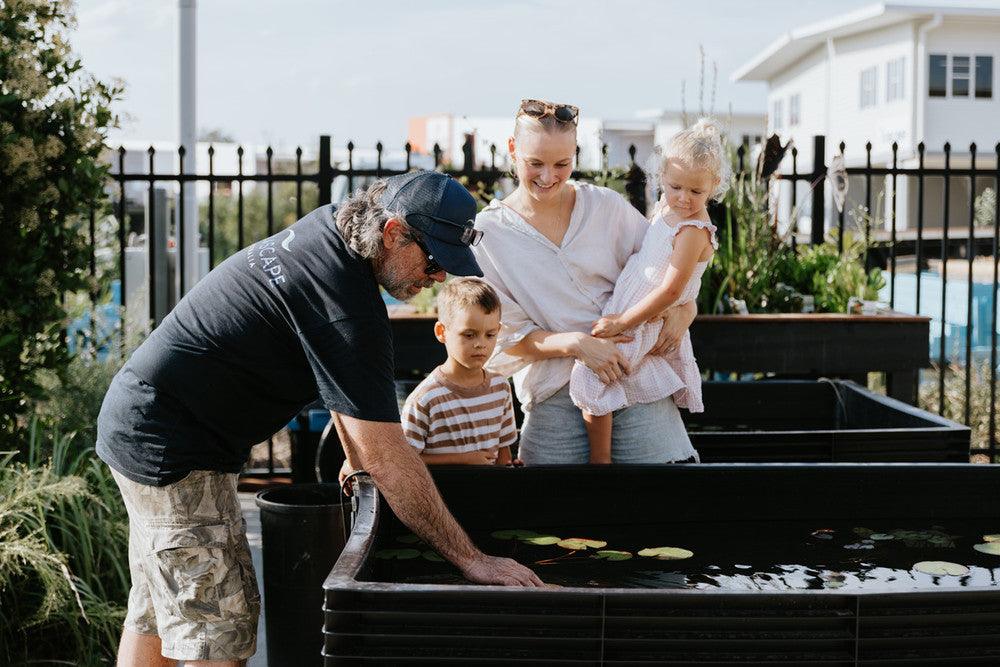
left=624, top=145, right=647, bottom=214
left=810, top=135, right=826, bottom=244
left=318, top=135, right=332, bottom=207
left=461, top=135, right=474, bottom=173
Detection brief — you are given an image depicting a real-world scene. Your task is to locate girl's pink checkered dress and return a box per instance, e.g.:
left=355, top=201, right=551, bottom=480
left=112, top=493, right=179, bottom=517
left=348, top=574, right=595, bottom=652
left=569, top=215, right=717, bottom=416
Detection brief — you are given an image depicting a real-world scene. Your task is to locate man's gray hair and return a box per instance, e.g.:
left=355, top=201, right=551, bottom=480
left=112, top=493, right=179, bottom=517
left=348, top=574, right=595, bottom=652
left=335, top=180, right=422, bottom=260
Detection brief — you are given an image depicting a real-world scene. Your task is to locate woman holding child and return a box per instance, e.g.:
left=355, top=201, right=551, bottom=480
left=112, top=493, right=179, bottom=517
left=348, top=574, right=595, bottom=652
left=473, top=99, right=725, bottom=465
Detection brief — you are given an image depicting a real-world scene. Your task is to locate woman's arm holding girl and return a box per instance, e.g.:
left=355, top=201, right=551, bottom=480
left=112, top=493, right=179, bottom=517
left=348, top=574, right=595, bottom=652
left=592, top=227, right=710, bottom=338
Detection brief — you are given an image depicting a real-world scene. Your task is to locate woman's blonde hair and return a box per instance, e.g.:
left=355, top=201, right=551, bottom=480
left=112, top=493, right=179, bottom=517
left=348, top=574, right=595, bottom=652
left=658, top=117, right=731, bottom=201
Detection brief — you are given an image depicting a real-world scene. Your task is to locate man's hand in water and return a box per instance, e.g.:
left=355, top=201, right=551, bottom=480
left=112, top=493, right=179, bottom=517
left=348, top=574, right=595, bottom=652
left=461, top=553, right=545, bottom=587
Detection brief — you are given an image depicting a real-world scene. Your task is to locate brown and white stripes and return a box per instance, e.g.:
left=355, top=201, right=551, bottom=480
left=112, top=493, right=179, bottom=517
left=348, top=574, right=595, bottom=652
left=401, top=369, right=517, bottom=454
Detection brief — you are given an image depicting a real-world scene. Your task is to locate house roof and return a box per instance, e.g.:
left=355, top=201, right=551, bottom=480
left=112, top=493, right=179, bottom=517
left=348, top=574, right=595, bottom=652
left=732, top=2, right=1000, bottom=82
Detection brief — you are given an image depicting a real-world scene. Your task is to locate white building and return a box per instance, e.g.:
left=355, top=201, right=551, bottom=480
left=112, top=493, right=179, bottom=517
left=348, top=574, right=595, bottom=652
left=733, top=2, right=1000, bottom=234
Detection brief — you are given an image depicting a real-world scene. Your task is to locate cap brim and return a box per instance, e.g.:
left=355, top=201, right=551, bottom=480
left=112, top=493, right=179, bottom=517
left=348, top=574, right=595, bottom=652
left=423, top=235, right=483, bottom=277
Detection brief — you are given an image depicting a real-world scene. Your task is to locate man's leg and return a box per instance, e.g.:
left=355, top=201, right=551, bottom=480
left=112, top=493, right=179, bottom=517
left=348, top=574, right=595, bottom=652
left=117, top=629, right=174, bottom=667
left=111, top=468, right=260, bottom=664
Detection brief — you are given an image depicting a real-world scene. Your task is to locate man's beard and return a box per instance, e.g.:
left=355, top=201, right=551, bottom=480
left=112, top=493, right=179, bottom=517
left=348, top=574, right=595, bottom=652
left=375, top=253, right=431, bottom=300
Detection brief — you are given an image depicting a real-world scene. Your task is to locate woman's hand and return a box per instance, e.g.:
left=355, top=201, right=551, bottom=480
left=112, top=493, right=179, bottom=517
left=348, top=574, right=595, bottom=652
left=591, top=314, right=628, bottom=338
left=650, top=301, right=697, bottom=356
left=573, top=332, right=632, bottom=385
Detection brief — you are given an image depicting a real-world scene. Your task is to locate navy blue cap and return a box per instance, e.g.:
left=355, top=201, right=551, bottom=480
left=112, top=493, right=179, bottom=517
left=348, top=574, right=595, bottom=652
left=380, top=171, right=484, bottom=277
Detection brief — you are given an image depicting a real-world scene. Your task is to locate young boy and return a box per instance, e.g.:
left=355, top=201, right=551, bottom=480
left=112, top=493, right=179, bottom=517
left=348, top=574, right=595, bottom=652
left=401, top=277, right=516, bottom=465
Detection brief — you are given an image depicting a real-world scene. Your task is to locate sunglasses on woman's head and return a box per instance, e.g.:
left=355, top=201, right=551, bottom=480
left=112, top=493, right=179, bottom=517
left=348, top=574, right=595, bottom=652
left=518, top=99, right=579, bottom=125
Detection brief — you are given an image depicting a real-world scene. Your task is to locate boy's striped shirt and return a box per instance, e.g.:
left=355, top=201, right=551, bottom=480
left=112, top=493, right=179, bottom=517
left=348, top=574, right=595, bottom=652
left=401, top=368, right=517, bottom=454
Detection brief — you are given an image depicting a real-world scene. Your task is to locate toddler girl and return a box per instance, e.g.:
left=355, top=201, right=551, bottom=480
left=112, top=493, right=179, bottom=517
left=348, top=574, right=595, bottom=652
left=569, top=118, right=730, bottom=463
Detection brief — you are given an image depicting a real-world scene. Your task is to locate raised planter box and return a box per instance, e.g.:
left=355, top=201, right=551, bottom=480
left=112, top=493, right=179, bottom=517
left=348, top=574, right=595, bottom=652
left=391, top=312, right=932, bottom=404
left=323, top=465, right=1000, bottom=665
left=689, top=380, right=969, bottom=462
left=690, top=312, right=931, bottom=404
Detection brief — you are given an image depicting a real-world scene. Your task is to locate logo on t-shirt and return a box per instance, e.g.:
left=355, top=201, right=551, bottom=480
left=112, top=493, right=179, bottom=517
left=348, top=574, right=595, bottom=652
left=246, top=237, right=289, bottom=288
left=280, top=229, right=296, bottom=252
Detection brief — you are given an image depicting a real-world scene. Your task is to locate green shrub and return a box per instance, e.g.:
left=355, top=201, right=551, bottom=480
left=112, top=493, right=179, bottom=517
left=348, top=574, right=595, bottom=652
left=0, top=0, right=122, bottom=449
left=0, top=419, right=129, bottom=665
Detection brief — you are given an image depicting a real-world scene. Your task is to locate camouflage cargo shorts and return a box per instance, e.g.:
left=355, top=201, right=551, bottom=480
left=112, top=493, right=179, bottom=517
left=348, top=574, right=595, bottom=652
left=111, top=468, right=261, bottom=661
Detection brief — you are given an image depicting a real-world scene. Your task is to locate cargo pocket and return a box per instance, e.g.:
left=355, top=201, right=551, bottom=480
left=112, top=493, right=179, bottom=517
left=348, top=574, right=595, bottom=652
left=149, top=523, right=250, bottom=624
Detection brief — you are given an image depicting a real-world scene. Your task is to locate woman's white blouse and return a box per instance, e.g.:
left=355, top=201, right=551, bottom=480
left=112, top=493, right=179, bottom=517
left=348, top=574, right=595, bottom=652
left=471, top=182, right=650, bottom=411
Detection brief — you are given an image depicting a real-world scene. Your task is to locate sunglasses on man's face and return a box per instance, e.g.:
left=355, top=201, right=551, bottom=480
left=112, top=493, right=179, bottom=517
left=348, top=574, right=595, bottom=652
left=519, top=99, right=579, bottom=125
left=414, top=238, right=444, bottom=276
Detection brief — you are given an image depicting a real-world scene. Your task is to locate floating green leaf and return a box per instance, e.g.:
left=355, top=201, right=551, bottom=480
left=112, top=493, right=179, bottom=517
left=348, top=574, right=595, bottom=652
left=913, top=561, right=969, bottom=576
left=522, top=535, right=561, bottom=546
left=869, top=533, right=894, bottom=541
left=557, top=538, right=607, bottom=550
left=374, top=548, right=421, bottom=560
left=973, top=542, right=1000, bottom=556
left=396, top=534, right=421, bottom=544
left=422, top=551, right=445, bottom=562
left=491, top=529, right=539, bottom=540
left=592, top=550, right=633, bottom=561
left=638, top=547, right=693, bottom=560
left=853, top=527, right=873, bottom=538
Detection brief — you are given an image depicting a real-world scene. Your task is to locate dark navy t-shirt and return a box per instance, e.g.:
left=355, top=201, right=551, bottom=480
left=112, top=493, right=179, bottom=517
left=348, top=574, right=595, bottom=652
left=96, top=204, right=400, bottom=486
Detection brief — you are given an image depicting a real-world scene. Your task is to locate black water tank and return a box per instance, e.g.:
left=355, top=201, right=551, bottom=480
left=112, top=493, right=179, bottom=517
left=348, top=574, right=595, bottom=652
left=255, top=484, right=347, bottom=666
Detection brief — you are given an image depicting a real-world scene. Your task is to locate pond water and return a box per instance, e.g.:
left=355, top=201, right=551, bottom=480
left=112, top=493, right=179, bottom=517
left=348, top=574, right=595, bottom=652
left=367, top=520, right=1000, bottom=591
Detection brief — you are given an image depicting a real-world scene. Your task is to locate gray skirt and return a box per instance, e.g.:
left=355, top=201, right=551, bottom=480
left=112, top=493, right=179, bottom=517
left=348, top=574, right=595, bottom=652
left=517, top=384, right=699, bottom=465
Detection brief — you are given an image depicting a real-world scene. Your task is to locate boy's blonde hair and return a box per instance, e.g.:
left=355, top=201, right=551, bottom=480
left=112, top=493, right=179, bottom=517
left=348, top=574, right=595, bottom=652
left=436, top=278, right=501, bottom=325
left=658, top=117, right=731, bottom=202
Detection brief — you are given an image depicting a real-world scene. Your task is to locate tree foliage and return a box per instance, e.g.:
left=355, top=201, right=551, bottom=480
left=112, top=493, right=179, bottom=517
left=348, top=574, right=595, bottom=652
left=0, top=0, right=121, bottom=445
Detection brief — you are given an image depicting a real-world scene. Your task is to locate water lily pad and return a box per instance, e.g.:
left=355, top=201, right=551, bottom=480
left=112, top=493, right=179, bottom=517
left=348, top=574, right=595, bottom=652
left=522, top=535, right=561, bottom=546
left=913, top=561, right=969, bottom=576
left=844, top=543, right=874, bottom=550
left=396, top=534, right=421, bottom=544
left=638, top=546, right=694, bottom=560
left=557, top=538, right=607, bottom=550
left=973, top=542, right=1000, bottom=556
left=491, top=529, right=539, bottom=540
left=983, top=534, right=1000, bottom=543
left=422, top=551, right=445, bottom=562
left=870, top=533, right=894, bottom=541
left=811, top=529, right=834, bottom=540
left=853, top=527, right=873, bottom=538
left=374, top=548, right=421, bottom=560
left=592, top=550, right=633, bottom=561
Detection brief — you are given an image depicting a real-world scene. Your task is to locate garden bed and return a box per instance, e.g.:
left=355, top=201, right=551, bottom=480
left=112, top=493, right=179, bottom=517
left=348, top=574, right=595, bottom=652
left=323, top=464, right=1000, bottom=665
left=689, top=380, right=969, bottom=462
left=391, top=312, right=932, bottom=404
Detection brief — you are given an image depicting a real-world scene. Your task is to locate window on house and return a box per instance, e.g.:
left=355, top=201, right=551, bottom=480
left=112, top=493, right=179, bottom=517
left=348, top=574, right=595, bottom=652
left=789, top=94, right=801, bottom=126
left=976, top=55, right=993, bottom=99
left=860, top=67, right=877, bottom=108
left=952, top=55, right=971, bottom=96
left=929, top=54, right=947, bottom=97
left=754, top=135, right=762, bottom=144
left=741, top=134, right=750, bottom=146
left=886, top=57, right=905, bottom=102
left=772, top=99, right=784, bottom=130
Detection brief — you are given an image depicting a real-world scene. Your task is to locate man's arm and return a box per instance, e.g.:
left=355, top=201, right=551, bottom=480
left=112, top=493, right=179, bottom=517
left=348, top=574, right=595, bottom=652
left=331, top=412, right=544, bottom=587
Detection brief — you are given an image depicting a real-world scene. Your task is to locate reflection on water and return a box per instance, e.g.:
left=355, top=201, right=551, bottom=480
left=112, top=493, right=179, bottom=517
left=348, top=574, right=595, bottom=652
left=368, top=520, right=1000, bottom=591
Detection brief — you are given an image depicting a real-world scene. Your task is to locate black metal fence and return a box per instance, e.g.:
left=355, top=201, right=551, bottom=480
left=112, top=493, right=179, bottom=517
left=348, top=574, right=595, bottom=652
left=78, top=133, right=1000, bottom=466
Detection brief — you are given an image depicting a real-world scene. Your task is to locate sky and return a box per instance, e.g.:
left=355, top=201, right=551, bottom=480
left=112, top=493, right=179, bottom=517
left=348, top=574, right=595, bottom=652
left=70, top=0, right=921, bottom=150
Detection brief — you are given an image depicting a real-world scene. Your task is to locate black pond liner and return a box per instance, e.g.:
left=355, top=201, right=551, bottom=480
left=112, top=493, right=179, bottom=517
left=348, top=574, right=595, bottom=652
left=323, top=465, right=1000, bottom=665
left=688, top=380, right=970, bottom=462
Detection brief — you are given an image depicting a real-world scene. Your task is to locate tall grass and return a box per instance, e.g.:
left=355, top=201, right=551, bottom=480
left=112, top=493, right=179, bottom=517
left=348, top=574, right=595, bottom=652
left=1, top=353, right=130, bottom=665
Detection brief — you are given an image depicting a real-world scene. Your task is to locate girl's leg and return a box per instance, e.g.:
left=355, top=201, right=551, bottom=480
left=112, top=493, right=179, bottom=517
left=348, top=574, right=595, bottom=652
left=582, top=411, right=613, bottom=464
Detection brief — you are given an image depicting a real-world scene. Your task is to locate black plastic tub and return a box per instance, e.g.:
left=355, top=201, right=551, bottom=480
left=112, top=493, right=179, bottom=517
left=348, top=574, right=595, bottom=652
left=688, top=380, right=970, bottom=462
left=323, top=465, right=1000, bottom=665
left=257, top=484, right=348, bottom=667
